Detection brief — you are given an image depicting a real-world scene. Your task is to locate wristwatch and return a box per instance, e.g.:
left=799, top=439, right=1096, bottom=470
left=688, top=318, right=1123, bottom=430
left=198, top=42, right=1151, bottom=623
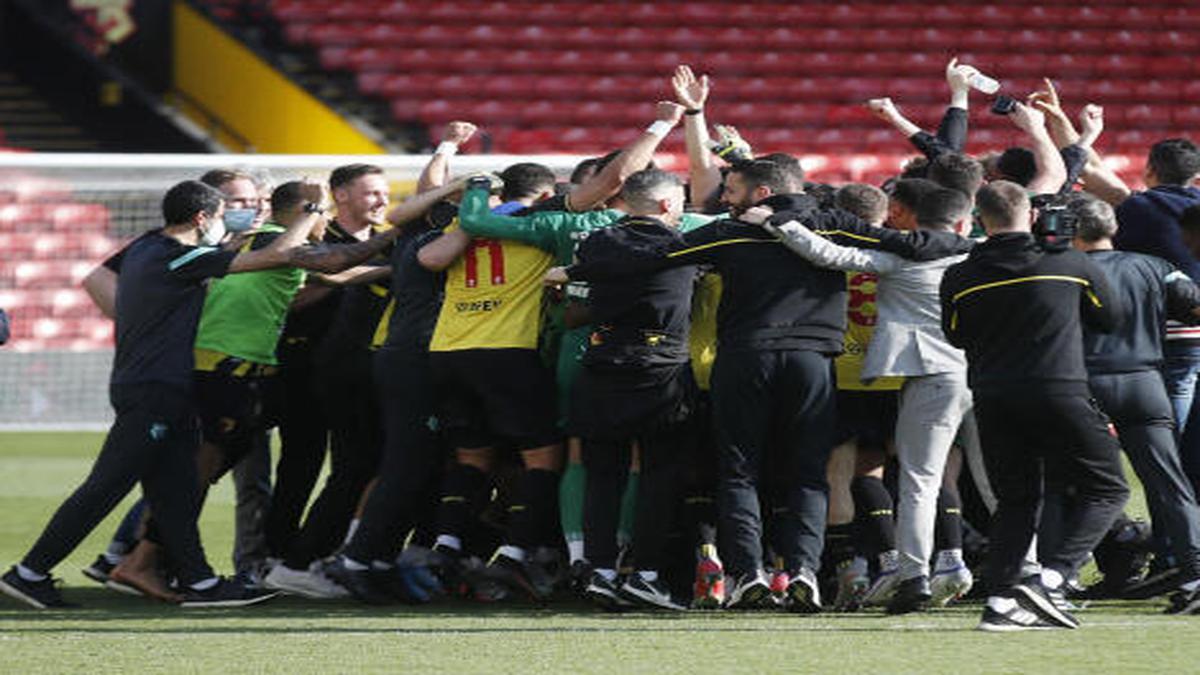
left=303, top=202, right=326, bottom=215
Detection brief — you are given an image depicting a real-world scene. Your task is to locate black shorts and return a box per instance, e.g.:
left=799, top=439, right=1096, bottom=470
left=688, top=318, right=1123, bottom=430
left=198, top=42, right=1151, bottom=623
left=834, top=389, right=898, bottom=450
left=429, top=348, right=559, bottom=451
left=193, top=369, right=279, bottom=464
left=570, top=361, right=696, bottom=441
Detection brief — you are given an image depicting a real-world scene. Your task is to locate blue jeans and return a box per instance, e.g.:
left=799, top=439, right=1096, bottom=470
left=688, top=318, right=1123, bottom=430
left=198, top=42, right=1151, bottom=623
left=1163, top=342, right=1200, bottom=493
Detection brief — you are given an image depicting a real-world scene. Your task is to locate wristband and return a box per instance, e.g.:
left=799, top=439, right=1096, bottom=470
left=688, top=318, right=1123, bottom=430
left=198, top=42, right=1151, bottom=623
left=645, top=120, right=673, bottom=139
left=684, top=108, right=703, bottom=116
left=434, top=141, right=459, bottom=156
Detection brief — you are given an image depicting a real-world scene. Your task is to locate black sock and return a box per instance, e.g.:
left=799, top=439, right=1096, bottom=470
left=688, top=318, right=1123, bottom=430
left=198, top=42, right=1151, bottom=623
left=825, top=522, right=857, bottom=566
left=683, top=493, right=718, bottom=550
left=851, top=476, right=895, bottom=556
left=934, top=484, right=963, bottom=551
left=506, top=468, right=560, bottom=552
left=435, top=464, right=489, bottom=546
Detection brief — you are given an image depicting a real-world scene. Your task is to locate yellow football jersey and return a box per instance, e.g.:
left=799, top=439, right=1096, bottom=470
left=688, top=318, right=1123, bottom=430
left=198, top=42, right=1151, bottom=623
left=430, top=235, right=553, bottom=352
left=836, top=271, right=903, bottom=391
left=689, top=272, right=721, bottom=391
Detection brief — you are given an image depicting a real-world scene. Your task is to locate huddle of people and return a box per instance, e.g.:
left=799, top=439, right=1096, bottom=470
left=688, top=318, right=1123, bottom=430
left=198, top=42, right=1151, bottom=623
left=4, top=60, right=1200, bottom=633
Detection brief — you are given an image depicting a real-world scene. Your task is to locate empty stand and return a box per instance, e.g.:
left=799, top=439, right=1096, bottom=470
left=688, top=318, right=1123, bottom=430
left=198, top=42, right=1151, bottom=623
left=0, top=184, right=118, bottom=351
left=226, top=0, right=1200, bottom=157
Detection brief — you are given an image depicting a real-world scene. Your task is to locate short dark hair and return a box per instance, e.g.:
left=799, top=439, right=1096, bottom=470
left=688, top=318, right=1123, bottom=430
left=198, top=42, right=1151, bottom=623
left=975, top=180, right=1030, bottom=231
left=835, top=183, right=888, bottom=225
left=620, top=168, right=683, bottom=212
left=1068, top=194, right=1118, bottom=243
left=929, top=152, right=984, bottom=197
left=757, top=152, right=806, bottom=187
left=899, top=156, right=930, bottom=180
left=199, top=168, right=253, bottom=190
left=162, top=180, right=223, bottom=225
left=729, top=159, right=796, bottom=196
left=997, top=147, right=1037, bottom=187
left=569, top=157, right=600, bottom=185
left=270, top=181, right=308, bottom=216
left=916, top=187, right=973, bottom=231
left=499, top=162, right=556, bottom=202
left=1148, top=138, right=1200, bottom=186
left=329, top=163, right=384, bottom=191
left=888, top=177, right=941, bottom=212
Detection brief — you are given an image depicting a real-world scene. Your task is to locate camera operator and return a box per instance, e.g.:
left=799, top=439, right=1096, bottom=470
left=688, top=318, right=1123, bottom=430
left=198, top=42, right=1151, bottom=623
left=940, top=180, right=1129, bottom=632
left=1068, top=194, right=1200, bottom=614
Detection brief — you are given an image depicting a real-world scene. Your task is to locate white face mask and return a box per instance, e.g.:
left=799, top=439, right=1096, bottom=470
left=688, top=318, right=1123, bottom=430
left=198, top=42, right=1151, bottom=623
left=199, top=216, right=227, bottom=246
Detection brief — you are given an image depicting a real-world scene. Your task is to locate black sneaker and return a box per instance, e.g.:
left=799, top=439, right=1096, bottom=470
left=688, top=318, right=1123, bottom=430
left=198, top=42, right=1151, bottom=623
left=81, top=555, right=116, bottom=584
left=483, top=554, right=549, bottom=602
left=0, top=566, right=77, bottom=609
left=1014, top=581, right=1079, bottom=629
left=618, top=575, right=686, bottom=611
left=584, top=571, right=629, bottom=610
left=785, top=567, right=823, bottom=614
left=179, top=577, right=279, bottom=608
left=429, top=545, right=469, bottom=597
left=325, top=559, right=392, bottom=605
left=1164, top=586, right=1200, bottom=615
left=886, top=575, right=932, bottom=615
left=977, top=603, right=1060, bottom=632
left=569, top=559, right=592, bottom=595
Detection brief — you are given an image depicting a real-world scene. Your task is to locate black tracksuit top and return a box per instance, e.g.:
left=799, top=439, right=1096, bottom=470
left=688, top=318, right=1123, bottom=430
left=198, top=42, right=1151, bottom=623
left=570, top=194, right=973, bottom=354
left=574, top=215, right=696, bottom=365
left=940, top=232, right=1122, bottom=392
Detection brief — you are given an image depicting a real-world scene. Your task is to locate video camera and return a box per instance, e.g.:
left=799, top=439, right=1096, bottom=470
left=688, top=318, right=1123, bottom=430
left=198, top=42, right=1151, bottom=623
left=1031, top=193, right=1079, bottom=250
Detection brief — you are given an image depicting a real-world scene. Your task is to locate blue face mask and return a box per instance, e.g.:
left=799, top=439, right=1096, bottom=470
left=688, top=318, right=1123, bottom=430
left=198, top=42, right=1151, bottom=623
left=224, top=208, right=258, bottom=232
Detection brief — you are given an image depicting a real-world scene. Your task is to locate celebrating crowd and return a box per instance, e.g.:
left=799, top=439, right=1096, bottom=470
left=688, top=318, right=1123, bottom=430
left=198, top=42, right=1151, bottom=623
left=4, top=59, right=1200, bottom=633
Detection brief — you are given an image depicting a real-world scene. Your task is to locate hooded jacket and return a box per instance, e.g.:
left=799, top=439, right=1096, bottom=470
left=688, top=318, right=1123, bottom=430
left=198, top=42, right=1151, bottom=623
left=1114, top=185, right=1200, bottom=346
left=939, top=232, right=1121, bottom=392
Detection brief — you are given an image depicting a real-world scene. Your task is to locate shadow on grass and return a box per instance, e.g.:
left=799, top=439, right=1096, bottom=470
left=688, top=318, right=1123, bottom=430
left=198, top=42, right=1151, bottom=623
left=0, top=590, right=1170, bottom=635
left=0, top=588, right=997, bottom=634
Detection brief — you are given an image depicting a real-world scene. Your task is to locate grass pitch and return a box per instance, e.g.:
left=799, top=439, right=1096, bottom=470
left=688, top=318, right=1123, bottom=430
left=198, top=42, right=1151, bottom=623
left=0, top=432, right=1197, bottom=674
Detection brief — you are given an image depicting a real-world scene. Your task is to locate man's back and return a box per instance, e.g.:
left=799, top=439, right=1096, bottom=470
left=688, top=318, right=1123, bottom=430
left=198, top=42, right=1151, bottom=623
left=1084, top=250, right=1178, bottom=374
left=940, top=232, right=1120, bottom=391
left=1114, top=185, right=1200, bottom=280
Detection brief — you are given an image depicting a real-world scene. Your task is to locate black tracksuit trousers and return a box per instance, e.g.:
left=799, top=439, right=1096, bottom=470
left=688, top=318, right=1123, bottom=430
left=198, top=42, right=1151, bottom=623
left=1088, top=370, right=1200, bottom=579
left=974, top=384, right=1129, bottom=588
left=342, top=347, right=441, bottom=564
left=23, top=384, right=214, bottom=584
left=711, top=348, right=836, bottom=577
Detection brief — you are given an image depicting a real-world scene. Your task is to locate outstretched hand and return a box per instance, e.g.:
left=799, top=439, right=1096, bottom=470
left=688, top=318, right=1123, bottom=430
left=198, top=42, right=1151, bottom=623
left=945, top=57, right=980, bottom=95
left=740, top=206, right=775, bottom=226
left=442, top=121, right=478, bottom=145
left=544, top=266, right=570, bottom=287
left=672, top=65, right=710, bottom=110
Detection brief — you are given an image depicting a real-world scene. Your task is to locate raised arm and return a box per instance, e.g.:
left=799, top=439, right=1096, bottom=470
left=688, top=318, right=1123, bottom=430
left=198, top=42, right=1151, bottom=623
left=417, top=227, right=471, bottom=271
left=457, top=176, right=562, bottom=249
left=672, top=65, right=722, bottom=208
left=415, top=121, right=477, bottom=195
left=228, top=181, right=325, bottom=273
left=1008, top=102, right=1067, bottom=196
left=566, top=101, right=685, bottom=212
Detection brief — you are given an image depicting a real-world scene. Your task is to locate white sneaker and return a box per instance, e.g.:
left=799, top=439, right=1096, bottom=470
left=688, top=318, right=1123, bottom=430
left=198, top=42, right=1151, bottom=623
left=263, top=563, right=350, bottom=599
left=930, top=550, right=973, bottom=606
left=725, top=570, right=772, bottom=609
left=862, top=550, right=901, bottom=606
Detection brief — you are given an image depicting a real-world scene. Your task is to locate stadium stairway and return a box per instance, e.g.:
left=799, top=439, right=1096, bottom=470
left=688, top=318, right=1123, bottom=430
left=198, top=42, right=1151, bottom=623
left=0, top=69, right=101, bottom=152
